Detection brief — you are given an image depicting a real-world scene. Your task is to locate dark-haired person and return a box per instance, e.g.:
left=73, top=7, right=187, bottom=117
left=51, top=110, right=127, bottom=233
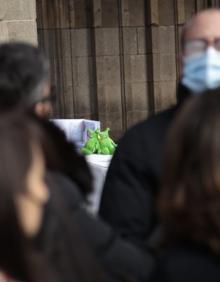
left=99, top=8, right=220, bottom=251
left=0, top=111, right=103, bottom=282
left=150, top=88, right=220, bottom=282
left=0, top=42, right=92, bottom=197
left=0, top=42, right=154, bottom=282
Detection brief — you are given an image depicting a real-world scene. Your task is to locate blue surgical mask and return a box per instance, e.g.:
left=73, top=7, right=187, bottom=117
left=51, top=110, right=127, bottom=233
left=182, top=47, right=220, bottom=93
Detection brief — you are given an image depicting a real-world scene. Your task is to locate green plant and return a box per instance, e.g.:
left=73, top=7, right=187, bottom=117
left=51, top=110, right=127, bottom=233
left=81, top=128, right=117, bottom=155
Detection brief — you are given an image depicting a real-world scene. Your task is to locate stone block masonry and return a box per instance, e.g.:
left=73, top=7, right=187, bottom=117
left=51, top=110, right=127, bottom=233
left=0, top=0, right=37, bottom=45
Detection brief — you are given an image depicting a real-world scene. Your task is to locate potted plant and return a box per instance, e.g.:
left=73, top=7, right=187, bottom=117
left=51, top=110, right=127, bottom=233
left=81, top=128, right=116, bottom=154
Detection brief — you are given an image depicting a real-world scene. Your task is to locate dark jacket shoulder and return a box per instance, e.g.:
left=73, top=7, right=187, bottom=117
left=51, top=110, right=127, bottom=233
left=43, top=172, right=155, bottom=282
left=118, top=106, right=178, bottom=152
left=150, top=243, right=220, bottom=282
left=107, top=105, right=179, bottom=189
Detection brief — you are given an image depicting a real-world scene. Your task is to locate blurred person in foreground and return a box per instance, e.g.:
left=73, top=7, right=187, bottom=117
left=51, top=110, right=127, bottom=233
left=0, top=42, right=92, bottom=198
left=150, top=88, right=220, bottom=282
left=99, top=8, right=220, bottom=251
left=0, top=112, right=102, bottom=282
left=0, top=42, right=155, bottom=282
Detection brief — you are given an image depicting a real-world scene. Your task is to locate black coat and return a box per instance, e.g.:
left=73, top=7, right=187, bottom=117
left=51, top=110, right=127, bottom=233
left=99, top=106, right=178, bottom=251
left=43, top=172, right=155, bottom=282
left=99, top=84, right=192, bottom=251
left=36, top=173, right=102, bottom=282
left=149, top=243, right=220, bottom=282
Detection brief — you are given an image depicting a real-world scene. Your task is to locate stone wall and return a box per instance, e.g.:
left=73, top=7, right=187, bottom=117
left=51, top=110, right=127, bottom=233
left=0, top=0, right=37, bottom=44
left=37, top=0, right=219, bottom=139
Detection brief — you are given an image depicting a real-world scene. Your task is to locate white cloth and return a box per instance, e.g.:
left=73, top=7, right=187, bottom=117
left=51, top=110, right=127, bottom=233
left=85, top=155, right=112, bottom=214
left=51, top=119, right=110, bottom=214
left=51, top=119, right=100, bottom=149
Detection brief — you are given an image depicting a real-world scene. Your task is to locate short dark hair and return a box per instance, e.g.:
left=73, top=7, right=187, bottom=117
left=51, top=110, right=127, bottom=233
left=159, top=88, right=220, bottom=253
left=0, top=42, right=50, bottom=111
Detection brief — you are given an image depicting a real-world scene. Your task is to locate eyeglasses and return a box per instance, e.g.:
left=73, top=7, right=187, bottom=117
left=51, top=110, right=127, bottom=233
left=37, top=84, right=57, bottom=104
left=184, top=38, right=220, bottom=57
left=38, top=93, right=56, bottom=104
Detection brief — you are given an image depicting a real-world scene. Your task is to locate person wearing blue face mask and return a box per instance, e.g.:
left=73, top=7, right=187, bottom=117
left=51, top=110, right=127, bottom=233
left=99, top=8, right=220, bottom=252
left=181, top=11, right=220, bottom=94
left=182, top=46, right=220, bottom=93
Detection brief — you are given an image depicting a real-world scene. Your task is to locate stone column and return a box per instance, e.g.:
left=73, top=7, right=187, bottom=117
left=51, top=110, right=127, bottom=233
left=0, top=0, right=37, bottom=44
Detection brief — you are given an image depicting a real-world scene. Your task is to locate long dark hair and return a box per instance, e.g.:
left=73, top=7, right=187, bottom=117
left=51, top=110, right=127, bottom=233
left=159, top=88, right=220, bottom=253
left=0, top=111, right=102, bottom=282
left=0, top=110, right=56, bottom=281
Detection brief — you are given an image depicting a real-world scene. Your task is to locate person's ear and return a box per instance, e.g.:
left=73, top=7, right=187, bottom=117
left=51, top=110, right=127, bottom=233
left=34, top=102, right=44, bottom=117
left=35, top=102, right=52, bottom=118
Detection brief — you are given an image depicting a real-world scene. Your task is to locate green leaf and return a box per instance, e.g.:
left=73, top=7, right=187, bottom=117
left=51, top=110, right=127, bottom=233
left=81, top=147, right=93, bottom=155
left=101, top=147, right=110, bottom=155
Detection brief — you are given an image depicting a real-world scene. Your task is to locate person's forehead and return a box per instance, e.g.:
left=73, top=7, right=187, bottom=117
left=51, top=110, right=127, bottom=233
left=185, top=11, right=220, bottom=41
